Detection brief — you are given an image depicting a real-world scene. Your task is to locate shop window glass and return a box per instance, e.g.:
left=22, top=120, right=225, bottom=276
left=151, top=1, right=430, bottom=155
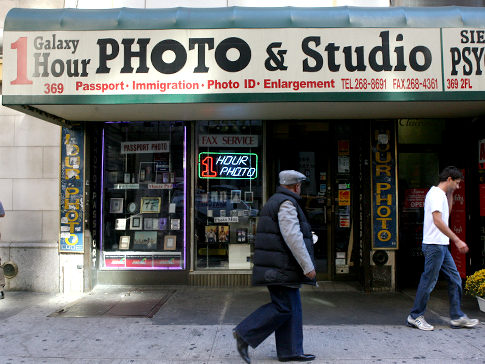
left=101, top=121, right=186, bottom=270
left=195, top=121, right=263, bottom=270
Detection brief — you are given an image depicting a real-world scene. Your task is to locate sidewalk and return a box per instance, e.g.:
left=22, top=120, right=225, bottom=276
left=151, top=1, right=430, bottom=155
left=0, top=282, right=484, bottom=364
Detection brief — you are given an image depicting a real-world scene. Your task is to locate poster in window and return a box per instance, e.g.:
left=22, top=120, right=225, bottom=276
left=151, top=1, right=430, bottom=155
left=231, top=190, right=241, bottom=203
left=244, top=191, right=253, bottom=203
left=119, top=236, right=130, bottom=250
left=144, top=217, right=156, bottom=230
left=110, top=198, right=123, bottom=213
left=205, top=225, right=218, bottom=243
left=218, top=225, right=230, bottom=243
left=237, top=228, right=248, bottom=243
left=140, top=197, right=161, bottom=213
left=133, top=231, right=157, bottom=250
left=164, top=235, right=177, bottom=250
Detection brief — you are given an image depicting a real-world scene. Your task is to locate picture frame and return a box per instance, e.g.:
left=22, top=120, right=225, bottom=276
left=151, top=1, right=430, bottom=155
left=164, top=235, right=177, bottom=250
left=231, top=190, right=241, bottom=203
left=130, top=216, right=143, bottom=230
left=170, top=218, right=180, bottom=230
left=144, top=217, right=155, bottom=230
left=139, top=162, right=157, bottom=183
left=158, top=217, right=168, bottom=230
left=237, top=228, right=248, bottom=243
left=218, top=225, right=230, bottom=243
left=205, top=225, right=218, bottom=243
left=133, top=231, right=157, bottom=250
left=109, top=198, right=124, bottom=213
left=119, top=236, right=130, bottom=250
left=244, top=191, right=254, bottom=203
left=115, top=218, right=127, bottom=230
left=140, top=197, right=161, bottom=213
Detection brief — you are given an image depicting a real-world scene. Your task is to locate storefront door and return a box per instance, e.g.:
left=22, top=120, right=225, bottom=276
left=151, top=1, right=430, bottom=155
left=267, top=121, right=332, bottom=280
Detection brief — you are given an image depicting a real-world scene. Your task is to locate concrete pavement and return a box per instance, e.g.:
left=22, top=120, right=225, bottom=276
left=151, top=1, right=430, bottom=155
left=0, top=282, right=484, bottom=363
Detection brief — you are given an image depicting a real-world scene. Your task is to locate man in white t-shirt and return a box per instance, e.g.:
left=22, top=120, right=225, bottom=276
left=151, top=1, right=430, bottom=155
left=407, top=166, right=479, bottom=330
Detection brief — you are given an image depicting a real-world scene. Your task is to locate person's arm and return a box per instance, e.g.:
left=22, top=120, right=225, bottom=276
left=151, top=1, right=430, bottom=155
left=278, top=201, right=316, bottom=279
left=432, top=211, right=468, bottom=254
left=0, top=202, right=5, bottom=218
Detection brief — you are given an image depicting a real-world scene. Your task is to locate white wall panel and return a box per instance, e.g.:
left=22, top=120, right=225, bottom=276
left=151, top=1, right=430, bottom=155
left=0, top=116, right=15, bottom=147
left=0, top=147, right=43, bottom=178
left=43, top=146, right=61, bottom=178
left=0, top=179, right=13, bottom=210
left=0, top=211, right=42, bottom=241
left=13, top=178, right=59, bottom=211
left=42, top=210, right=60, bottom=241
left=14, top=114, right=60, bottom=147
left=146, top=0, right=227, bottom=8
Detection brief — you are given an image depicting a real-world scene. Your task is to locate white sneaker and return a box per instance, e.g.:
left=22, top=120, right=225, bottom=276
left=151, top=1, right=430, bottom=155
left=450, top=315, right=479, bottom=328
left=407, top=315, right=434, bottom=331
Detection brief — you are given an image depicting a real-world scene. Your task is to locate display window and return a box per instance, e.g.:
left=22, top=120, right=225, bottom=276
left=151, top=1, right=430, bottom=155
left=101, top=121, right=186, bottom=270
left=195, top=121, right=263, bottom=270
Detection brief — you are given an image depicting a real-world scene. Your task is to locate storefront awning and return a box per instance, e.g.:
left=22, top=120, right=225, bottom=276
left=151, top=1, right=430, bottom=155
left=4, top=6, right=485, bottom=125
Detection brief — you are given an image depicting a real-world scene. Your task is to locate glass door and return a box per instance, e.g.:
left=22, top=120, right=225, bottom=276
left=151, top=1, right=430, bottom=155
left=267, top=121, right=331, bottom=279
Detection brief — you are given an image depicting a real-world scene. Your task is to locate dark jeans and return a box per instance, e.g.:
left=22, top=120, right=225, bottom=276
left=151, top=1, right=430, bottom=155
left=410, top=244, right=464, bottom=320
left=235, top=285, right=303, bottom=359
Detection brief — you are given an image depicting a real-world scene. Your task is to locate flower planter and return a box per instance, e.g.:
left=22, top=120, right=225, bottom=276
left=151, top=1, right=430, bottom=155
left=477, top=296, right=485, bottom=313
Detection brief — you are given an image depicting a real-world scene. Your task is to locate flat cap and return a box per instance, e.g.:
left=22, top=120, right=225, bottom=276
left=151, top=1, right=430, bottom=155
left=279, top=170, right=307, bottom=185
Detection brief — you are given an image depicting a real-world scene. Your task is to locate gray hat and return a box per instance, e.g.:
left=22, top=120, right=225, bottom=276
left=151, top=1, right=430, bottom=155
left=279, top=170, right=307, bottom=185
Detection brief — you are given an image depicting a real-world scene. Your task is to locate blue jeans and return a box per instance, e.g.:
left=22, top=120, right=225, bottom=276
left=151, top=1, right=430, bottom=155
left=410, top=244, right=464, bottom=320
left=235, top=285, right=303, bottom=359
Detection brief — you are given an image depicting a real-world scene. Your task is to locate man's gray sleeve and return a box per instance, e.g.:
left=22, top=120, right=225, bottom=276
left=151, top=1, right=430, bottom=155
left=278, top=201, right=314, bottom=275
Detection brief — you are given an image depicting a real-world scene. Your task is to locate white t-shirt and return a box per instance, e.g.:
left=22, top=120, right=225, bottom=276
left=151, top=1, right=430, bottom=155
left=422, top=186, right=449, bottom=245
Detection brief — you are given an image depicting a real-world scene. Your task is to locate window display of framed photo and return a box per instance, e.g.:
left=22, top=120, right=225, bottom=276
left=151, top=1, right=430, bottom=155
left=231, top=190, right=241, bottom=203
left=164, top=235, right=177, bottom=250
left=133, top=231, right=157, bottom=250
left=130, top=216, right=143, bottom=230
left=244, top=191, right=254, bottom=203
left=140, top=197, right=161, bottom=213
left=218, top=225, right=230, bottom=243
left=110, top=198, right=123, bottom=213
left=115, top=218, right=127, bottom=230
left=170, top=218, right=180, bottom=230
left=205, top=225, right=217, bottom=243
left=119, top=236, right=130, bottom=250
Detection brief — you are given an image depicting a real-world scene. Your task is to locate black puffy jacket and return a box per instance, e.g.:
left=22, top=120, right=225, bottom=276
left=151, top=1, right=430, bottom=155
left=252, top=186, right=315, bottom=286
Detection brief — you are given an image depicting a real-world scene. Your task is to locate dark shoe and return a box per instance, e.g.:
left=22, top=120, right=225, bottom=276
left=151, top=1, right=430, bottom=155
left=233, top=330, right=250, bottom=364
left=0, top=291, right=4, bottom=299
left=278, top=354, right=316, bottom=362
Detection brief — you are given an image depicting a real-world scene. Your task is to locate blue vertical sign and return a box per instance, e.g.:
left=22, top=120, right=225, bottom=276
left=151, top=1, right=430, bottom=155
left=371, top=122, right=398, bottom=250
left=60, top=127, right=84, bottom=253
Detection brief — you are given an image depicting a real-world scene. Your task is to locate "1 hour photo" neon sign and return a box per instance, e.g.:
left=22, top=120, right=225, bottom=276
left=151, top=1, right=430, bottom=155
left=198, top=152, right=258, bottom=180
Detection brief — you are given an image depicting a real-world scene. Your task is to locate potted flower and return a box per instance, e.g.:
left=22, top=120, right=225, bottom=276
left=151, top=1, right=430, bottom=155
left=465, top=269, right=485, bottom=312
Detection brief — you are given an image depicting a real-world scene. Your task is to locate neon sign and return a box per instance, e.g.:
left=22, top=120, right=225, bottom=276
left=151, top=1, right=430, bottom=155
left=198, top=152, right=258, bottom=179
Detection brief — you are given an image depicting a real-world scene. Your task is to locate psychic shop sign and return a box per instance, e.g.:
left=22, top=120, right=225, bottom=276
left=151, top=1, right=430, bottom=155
left=198, top=152, right=258, bottom=180
left=370, top=122, right=398, bottom=250
left=59, top=127, right=84, bottom=253
left=3, top=27, right=450, bottom=99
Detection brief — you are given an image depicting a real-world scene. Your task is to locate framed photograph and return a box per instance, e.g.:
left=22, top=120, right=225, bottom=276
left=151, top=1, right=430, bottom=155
left=164, top=235, right=177, bottom=250
left=119, top=236, right=130, bottom=250
left=220, top=209, right=226, bottom=217
left=139, top=162, right=156, bottom=183
left=237, top=228, right=248, bottom=243
left=219, top=191, right=227, bottom=202
left=244, top=191, right=254, bottom=203
left=162, top=172, right=170, bottom=183
left=205, top=225, right=218, bottom=243
left=127, top=202, right=137, bottom=214
left=110, top=198, right=124, bottom=213
left=130, top=216, right=143, bottom=230
left=140, top=197, right=161, bottom=213
left=133, top=231, right=157, bottom=250
left=158, top=217, right=168, bottom=230
left=231, top=190, right=241, bottom=203
left=144, top=217, right=155, bottom=230
left=170, top=218, right=180, bottom=230
left=115, top=218, right=127, bottom=230
left=218, top=225, right=230, bottom=243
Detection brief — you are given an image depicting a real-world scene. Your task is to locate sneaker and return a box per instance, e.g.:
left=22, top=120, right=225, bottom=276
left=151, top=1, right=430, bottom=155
left=450, top=315, right=479, bottom=329
left=407, top=315, right=434, bottom=331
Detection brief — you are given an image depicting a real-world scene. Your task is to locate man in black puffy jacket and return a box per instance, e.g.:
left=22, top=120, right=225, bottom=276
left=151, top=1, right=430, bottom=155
left=233, top=170, right=316, bottom=363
